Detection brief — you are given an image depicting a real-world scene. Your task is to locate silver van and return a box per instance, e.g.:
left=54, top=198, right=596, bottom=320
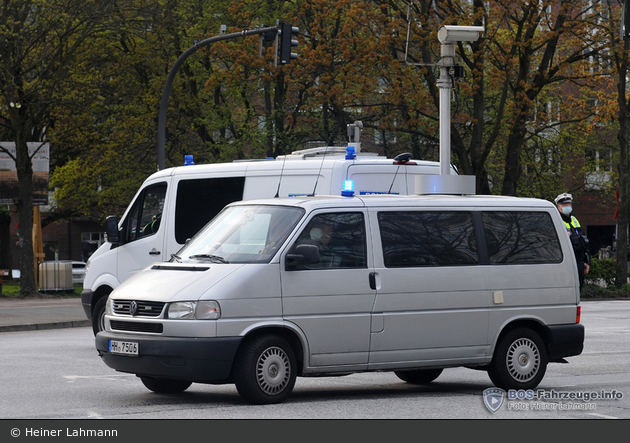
left=95, top=193, right=584, bottom=404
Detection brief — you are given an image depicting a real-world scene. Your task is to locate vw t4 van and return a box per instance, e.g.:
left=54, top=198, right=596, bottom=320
left=95, top=193, right=584, bottom=404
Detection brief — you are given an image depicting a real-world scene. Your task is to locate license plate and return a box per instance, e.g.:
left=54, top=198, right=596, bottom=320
left=109, top=340, right=138, bottom=356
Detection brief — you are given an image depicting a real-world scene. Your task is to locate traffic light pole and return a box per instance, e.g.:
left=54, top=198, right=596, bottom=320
left=156, top=25, right=282, bottom=171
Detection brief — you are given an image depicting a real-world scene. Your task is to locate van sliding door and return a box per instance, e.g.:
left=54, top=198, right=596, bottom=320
left=368, top=209, right=489, bottom=369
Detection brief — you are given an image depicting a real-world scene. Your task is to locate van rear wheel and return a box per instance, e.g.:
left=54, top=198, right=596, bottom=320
left=488, top=328, right=548, bottom=390
left=394, top=368, right=443, bottom=384
left=140, top=377, right=192, bottom=393
left=233, top=334, right=297, bottom=405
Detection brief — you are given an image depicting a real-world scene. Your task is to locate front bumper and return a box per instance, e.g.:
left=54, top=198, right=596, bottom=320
left=96, top=331, right=242, bottom=383
left=547, top=323, right=584, bottom=362
left=80, top=289, right=93, bottom=320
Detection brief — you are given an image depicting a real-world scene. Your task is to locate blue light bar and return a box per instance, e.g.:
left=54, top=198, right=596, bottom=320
left=341, top=180, right=354, bottom=197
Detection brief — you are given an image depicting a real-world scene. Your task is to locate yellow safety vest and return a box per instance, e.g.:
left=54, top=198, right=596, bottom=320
left=563, top=216, right=580, bottom=231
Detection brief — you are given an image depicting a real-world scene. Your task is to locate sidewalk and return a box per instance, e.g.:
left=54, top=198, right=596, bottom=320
left=0, top=296, right=91, bottom=333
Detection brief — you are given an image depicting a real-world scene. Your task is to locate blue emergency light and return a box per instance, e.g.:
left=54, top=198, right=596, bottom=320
left=341, top=180, right=354, bottom=197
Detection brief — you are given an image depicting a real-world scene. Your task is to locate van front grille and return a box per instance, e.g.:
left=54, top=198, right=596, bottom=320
left=112, top=300, right=165, bottom=317
left=110, top=320, right=163, bottom=334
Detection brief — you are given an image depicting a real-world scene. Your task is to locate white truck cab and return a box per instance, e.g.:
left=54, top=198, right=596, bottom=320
left=82, top=144, right=453, bottom=334
left=95, top=190, right=584, bottom=405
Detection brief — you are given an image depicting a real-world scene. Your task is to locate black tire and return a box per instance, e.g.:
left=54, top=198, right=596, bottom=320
left=394, top=368, right=443, bottom=384
left=233, top=334, right=297, bottom=405
left=488, top=328, right=548, bottom=390
left=91, top=296, right=108, bottom=336
left=140, top=377, right=192, bottom=393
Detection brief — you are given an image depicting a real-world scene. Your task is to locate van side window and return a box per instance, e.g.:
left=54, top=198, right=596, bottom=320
left=124, top=183, right=167, bottom=242
left=378, top=211, right=478, bottom=267
left=290, top=212, right=367, bottom=269
left=175, top=177, right=246, bottom=244
left=482, top=211, right=563, bottom=264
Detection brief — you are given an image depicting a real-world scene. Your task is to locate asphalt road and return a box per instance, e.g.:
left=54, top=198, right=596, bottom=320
left=0, top=300, right=628, bottom=423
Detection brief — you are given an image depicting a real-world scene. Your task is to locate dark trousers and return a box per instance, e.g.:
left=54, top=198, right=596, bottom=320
left=577, top=261, right=585, bottom=291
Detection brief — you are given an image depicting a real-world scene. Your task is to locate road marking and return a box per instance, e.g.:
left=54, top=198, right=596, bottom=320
left=64, top=374, right=133, bottom=382
left=588, top=413, right=619, bottom=419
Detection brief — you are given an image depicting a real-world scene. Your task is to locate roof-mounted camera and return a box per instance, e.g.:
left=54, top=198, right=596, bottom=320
left=437, top=26, right=484, bottom=44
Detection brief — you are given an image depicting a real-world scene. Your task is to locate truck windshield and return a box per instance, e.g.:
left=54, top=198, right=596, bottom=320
left=175, top=205, right=304, bottom=264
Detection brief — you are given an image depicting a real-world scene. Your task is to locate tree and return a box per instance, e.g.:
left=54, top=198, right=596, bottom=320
left=42, top=0, right=625, bottom=257
left=600, top=0, right=630, bottom=287
left=0, top=0, right=137, bottom=295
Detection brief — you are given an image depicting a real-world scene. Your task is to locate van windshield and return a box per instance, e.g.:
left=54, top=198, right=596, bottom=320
left=175, top=205, right=304, bottom=264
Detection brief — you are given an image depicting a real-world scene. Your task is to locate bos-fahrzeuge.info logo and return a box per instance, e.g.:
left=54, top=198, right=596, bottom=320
left=482, top=387, right=623, bottom=413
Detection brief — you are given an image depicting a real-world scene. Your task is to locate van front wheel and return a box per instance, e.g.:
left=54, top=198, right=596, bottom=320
left=233, top=334, right=297, bottom=405
left=394, top=368, right=443, bottom=384
left=91, top=297, right=107, bottom=336
left=488, top=328, right=548, bottom=390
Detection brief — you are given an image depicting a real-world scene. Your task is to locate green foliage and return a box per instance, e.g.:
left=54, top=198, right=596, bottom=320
left=582, top=258, right=630, bottom=298
left=11, top=0, right=629, bottom=223
left=584, top=258, right=617, bottom=288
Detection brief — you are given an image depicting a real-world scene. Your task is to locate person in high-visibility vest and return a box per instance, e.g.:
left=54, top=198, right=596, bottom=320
left=555, top=193, right=590, bottom=290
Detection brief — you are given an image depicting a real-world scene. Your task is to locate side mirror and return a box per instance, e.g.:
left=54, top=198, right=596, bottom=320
left=285, top=244, right=320, bottom=270
left=106, top=216, right=121, bottom=245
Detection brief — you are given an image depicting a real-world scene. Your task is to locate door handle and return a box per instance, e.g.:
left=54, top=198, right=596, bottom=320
left=369, top=272, right=377, bottom=290
left=149, top=248, right=161, bottom=255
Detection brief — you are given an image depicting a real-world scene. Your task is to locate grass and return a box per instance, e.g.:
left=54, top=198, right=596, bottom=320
left=0, top=281, right=82, bottom=298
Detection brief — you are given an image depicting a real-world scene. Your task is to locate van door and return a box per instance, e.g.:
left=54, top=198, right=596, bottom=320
left=117, top=182, right=168, bottom=283
left=367, top=209, right=489, bottom=369
left=281, top=210, right=375, bottom=370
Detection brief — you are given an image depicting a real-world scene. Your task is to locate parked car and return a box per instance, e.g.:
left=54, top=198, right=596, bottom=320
left=72, top=261, right=86, bottom=284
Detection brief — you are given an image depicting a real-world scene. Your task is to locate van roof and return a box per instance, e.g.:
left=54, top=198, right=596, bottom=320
left=228, top=193, right=557, bottom=211
left=145, top=152, right=449, bottom=181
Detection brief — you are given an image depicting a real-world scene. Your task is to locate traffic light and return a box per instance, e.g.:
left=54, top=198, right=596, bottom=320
left=279, top=22, right=299, bottom=64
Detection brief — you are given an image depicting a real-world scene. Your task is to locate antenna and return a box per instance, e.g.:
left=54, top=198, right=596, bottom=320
left=274, top=153, right=288, bottom=198
left=403, top=1, right=435, bottom=67
left=308, top=147, right=329, bottom=197
left=388, top=153, right=412, bottom=194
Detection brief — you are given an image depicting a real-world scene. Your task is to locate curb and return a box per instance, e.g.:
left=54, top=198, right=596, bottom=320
left=0, top=320, right=91, bottom=334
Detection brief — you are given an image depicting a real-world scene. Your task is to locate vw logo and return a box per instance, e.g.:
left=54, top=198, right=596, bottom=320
left=129, top=301, right=139, bottom=316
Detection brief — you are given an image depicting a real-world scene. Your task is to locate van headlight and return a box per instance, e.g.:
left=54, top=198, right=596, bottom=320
left=167, top=301, right=221, bottom=320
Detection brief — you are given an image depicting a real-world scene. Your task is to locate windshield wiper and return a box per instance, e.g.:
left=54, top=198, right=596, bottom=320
left=170, top=253, right=182, bottom=263
left=188, top=254, right=229, bottom=264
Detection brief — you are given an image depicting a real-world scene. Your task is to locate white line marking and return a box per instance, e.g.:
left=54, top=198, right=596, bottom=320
left=588, top=413, right=619, bottom=419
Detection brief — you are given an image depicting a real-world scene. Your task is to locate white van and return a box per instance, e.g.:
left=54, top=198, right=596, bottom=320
left=95, top=192, right=584, bottom=405
left=81, top=145, right=451, bottom=334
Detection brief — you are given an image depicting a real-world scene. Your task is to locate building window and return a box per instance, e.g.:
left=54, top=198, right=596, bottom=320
left=81, top=232, right=105, bottom=262
left=585, top=148, right=613, bottom=190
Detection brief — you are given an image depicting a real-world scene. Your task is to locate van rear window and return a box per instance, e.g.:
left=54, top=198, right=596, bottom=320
left=378, top=211, right=478, bottom=267
left=482, top=211, right=563, bottom=264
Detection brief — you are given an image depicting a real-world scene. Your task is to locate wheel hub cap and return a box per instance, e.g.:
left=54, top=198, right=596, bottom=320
left=256, top=346, right=290, bottom=395
left=506, top=338, right=540, bottom=383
